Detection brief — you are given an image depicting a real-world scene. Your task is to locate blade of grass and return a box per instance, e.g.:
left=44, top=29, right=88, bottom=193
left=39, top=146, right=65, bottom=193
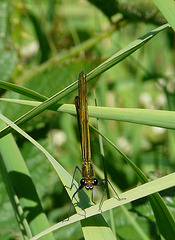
left=91, top=125, right=175, bottom=240
left=1, top=98, right=175, bottom=130
left=93, top=90, right=117, bottom=239
left=0, top=81, right=47, bottom=101
left=153, top=0, right=175, bottom=31
left=0, top=81, right=77, bottom=138
left=86, top=23, right=170, bottom=81
left=3, top=98, right=173, bottom=239
left=29, top=171, right=175, bottom=240
left=0, top=119, right=54, bottom=240
left=0, top=153, right=32, bottom=239
left=94, top=165, right=150, bottom=240
left=0, top=24, right=170, bottom=138
left=2, top=100, right=172, bottom=240
left=0, top=113, right=116, bottom=240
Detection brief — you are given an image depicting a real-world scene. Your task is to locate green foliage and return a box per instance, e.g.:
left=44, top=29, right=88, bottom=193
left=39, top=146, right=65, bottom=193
left=153, top=0, right=175, bottom=30
left=0, top=0, right=174, bottom=240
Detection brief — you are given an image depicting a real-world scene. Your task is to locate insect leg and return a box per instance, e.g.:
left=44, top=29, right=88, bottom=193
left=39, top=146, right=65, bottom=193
left=64, top=185, right=86, bottom=221
left=97, top=179, right=126, bottom=211
left=91, top=188, right=96, bottom=204
left=96, top=184, right=106, bottom=211
left=65, top=165, right=81, bottom=190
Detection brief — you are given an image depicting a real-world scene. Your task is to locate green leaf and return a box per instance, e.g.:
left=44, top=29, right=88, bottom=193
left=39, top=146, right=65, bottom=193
left=0, top=172, right=19, bottom=239
left=91, top=126, right=175, bottom=240
left=87, top=23, right=170, bottom=81
left=153, top=0, right=175, bottom=31
left=58, top=105, right=175, bottom=130
left=0, top=112, right=115, bottom=240
left=29, top=171, right=175, bottom=240
left=0, top=23, right=170, bottom=138
left=0, top=81, right=47, bottom=101
left=1, top=111, right=175, bottom=240
left=0, top=119, right=54, bottom=240
left=1, top=98, right=175, bottom=130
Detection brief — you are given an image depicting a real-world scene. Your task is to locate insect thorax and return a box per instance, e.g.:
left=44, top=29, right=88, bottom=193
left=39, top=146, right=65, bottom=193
left=81, top=160, right=94, bottom=178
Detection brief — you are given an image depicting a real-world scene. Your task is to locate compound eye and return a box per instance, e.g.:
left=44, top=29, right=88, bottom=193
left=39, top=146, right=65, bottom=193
left=93, top=178, right=98, bottom=185
left=80, top=179, right=86, bottom=186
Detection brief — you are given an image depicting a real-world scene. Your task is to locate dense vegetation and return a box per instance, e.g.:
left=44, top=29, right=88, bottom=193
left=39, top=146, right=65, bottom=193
left=0, top=1, right=174, bottom=239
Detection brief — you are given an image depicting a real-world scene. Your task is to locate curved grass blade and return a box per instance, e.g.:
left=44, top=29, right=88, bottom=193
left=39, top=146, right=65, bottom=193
left=0, top=81, right=47, bottom=101
left=1, top=109, right=174, bottom=240
left=0, top=24, right=170, bottom=138
left=94, top=165, right=150, bottom=240
left=29, top=171, right=175, bottom=240
left=0, top=81, right=77, bottom=138
left=91, top=125, right=175, bottom=240
left=87, top=23, right=170, bottom=81
left=0, top=120, right=54, bottom=240
left=59, top=105, right=175, bottom=130
left=1, top=98, right=175, bottom=130
left=0, top=113, right=116, bottom=240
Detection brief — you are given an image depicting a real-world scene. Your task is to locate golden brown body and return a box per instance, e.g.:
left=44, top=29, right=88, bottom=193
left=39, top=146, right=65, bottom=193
left=66, top=71, right=122, bottom=219
left=75, top=72, right=98, bottom=190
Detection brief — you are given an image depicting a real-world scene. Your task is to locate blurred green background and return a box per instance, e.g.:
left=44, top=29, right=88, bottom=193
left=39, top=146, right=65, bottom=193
left=0, top=0, right=174, bottom=239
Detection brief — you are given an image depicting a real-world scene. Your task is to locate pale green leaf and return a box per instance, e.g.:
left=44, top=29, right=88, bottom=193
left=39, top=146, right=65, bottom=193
left=153, top=0, right=175, bottom=31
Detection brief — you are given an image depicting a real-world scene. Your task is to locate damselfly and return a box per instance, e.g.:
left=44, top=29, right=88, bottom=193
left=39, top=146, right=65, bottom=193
left=67, top=71, right=123, bottom=218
